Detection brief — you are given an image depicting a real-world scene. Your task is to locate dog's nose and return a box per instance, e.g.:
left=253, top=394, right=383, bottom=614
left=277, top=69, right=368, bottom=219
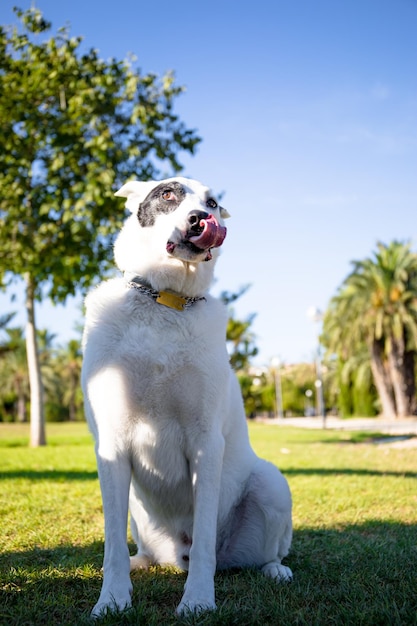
left=188, top=210, right=209, bottom=233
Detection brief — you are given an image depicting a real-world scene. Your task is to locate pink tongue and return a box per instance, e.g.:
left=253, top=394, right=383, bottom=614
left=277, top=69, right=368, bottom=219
left=189, top=214, right=227, bottom=249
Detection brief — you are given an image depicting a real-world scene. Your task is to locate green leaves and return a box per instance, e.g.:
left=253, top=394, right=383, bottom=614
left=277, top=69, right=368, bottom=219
left=0, top=6, right=201, bottom=302
left=14, top=6, right=51, bottom=33
left=0, top=6, right=201, bottom=442
left=324, top=241, right=417, bottom=353
left=323, top=240, right=417, bottom=417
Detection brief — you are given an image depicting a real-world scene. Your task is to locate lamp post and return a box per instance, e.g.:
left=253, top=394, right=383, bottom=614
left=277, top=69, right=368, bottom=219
left=305, top=389, right=313, bottom=416
left=271, top=357, right=284, bottom=419
left=307, top=307, right=326, bottom=428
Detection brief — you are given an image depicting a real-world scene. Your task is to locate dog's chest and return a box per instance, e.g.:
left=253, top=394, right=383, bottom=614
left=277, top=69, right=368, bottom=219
left=129, top=417, right=192, bottom=502
left=84, top=280, right=230, bottom=426
left=98, top=289, right=227, bottom=392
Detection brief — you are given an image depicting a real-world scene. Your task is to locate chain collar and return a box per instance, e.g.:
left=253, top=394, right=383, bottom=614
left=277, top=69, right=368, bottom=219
left=126, top=277, right=206, bottom=311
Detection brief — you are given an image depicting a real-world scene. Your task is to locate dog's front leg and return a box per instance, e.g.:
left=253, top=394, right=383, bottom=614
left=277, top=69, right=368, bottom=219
left=177, top=431, right=225, bottom=615
left=92, top=453, right=132, bottom=618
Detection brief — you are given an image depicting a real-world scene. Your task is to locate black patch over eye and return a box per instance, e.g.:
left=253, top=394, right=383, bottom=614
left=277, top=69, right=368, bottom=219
left=137, top=181, right=186, bottom=227
left=206, top=198, right=218, bottom=209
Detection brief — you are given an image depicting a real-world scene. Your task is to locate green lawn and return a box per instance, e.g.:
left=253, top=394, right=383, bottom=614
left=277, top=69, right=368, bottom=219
left=0, top=421, right=416, bottom=625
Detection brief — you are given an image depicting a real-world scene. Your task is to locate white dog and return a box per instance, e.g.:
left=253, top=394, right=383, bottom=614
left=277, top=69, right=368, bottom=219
left=81, top=177, right=292, bottom=617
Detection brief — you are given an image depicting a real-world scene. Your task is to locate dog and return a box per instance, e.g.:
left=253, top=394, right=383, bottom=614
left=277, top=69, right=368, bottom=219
left=81, top=177, right=293, bottom=617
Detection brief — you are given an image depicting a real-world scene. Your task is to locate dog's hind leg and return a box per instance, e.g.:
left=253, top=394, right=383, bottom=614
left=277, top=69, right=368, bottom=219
left=257, top=460, right=293, bottom=582
left=129, top=511, right=151, bottom=570
left=217, top=458, right=293, bottom=581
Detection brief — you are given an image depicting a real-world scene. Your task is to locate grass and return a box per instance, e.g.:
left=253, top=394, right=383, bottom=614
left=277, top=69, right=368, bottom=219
left=0, top=421, right=416, bottom=625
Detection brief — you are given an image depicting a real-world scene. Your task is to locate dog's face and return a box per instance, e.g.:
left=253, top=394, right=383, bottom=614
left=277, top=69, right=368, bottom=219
left=114, top=177, right=229, bottom=272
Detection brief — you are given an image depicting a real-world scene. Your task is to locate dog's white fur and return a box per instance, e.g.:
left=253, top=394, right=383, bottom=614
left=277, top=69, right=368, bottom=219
left=82, top=177, right=292, bottom=617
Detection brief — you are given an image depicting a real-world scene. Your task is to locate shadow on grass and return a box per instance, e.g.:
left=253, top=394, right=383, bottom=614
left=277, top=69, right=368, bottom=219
left=2, top=465, right=416, bottom=482
left=1, top=521, right=416, bottom=625
left=0, top=468, right=98, bottom=481
left=320, top=432, right=417, bottom=445
left=283, top=467, right=417, bottom=479
left=280, top=430, right=417, bottom=446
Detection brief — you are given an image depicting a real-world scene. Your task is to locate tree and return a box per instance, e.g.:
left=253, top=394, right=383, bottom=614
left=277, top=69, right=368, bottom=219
left=280, top=362, right=318, bottom=417
left=0, top=312, right=16, bottom=345
left=221, top=286, right=258, bottom=371
left=54, top=339, right=83, bottom=422
left=331, top=349, right=378, bottom=417
left=323, top=241, right=417, bottom=418
left=0, top=8, right=200, bottom=445
left=0, top=327, right=29, bottom=422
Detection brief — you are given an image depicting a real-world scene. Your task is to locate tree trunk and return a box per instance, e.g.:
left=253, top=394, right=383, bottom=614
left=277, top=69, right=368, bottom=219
left=403, top=350, right=416, bottom=415
left=16, top=378, right=27, bottom=423
left=369, top=340, right=396, bottom=419
left=388, top=337, right=408, bottom=418
left=25, top=274, right=46, bottom=446
left=69, top=367, right=76, bottom=422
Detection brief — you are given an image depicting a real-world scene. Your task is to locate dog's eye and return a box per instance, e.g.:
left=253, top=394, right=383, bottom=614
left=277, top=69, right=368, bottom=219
left=206, top=198, right=218, bottom=209
left=162, top=190, right=176, bottom=201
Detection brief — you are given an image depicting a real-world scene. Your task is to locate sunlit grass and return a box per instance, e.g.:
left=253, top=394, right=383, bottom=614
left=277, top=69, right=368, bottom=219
left=1, top=421, right=416, bottom=625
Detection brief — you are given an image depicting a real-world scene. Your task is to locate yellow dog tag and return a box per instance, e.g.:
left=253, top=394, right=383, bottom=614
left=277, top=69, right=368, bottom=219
left=156, top=291, right=187, bottom=311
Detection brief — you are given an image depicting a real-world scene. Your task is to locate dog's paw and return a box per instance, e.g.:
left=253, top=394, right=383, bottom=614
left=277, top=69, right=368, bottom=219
left=261, top=561, right=293, bottom=582
left=130, top=553, right=151, bottom=571
left=91, top=590, right=132, bottom=619
left=176, top=592, right=216, bottom=616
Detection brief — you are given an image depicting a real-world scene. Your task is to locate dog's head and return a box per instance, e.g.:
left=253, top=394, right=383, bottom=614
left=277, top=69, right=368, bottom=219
left=113, top=177, right=230, bottom=294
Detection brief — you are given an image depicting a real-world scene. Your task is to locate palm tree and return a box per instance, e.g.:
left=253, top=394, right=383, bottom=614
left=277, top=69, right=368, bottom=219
left=0, top=327, right=29, bottom=422
left=323, top=241, right=417, bottom=418
left=335, top=347, right=378, bottom=416
left=0, top=312, right=16, bottom=352
left=220, top=286, right=258, bottom=372
left=55, top=339, right=83, bottom=421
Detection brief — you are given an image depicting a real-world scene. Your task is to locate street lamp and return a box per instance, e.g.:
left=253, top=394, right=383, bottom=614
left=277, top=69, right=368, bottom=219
left=305, top=389, right=313, bottom=416
left=270, top=357, right=284, bottom=419
left=307, top=307, right=326, bottom=428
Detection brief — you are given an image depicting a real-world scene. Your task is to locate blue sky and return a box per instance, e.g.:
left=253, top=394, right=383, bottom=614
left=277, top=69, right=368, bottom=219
left=1, top=0, right=416, bottom=365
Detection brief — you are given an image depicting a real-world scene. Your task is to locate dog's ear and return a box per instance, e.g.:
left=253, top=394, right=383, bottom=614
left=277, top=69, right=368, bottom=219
left=220, top=206, right=231, bottom=219
left=115, top=181, right=157, bottom=213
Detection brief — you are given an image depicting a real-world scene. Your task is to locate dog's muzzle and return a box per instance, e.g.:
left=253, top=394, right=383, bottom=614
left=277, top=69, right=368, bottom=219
left=167, top=211, right=227, bottom=261
left=188, top=211, right=227, bottom=250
